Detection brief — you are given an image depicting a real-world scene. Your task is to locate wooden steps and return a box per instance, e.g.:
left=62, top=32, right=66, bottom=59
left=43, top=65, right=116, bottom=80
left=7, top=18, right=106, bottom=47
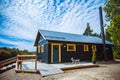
left=0, top=57, right=16, bottom=68
left=0, top=63, right=16, bottom=74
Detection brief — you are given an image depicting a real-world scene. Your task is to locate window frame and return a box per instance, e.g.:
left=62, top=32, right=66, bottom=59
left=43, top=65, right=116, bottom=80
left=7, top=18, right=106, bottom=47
left=67, top=44, right=76, bottom=51
left=41, top=45, right=44, bottom=53
left=84, top=44, right=89, bottom=51
left=38, top=46, right=41, bottom=53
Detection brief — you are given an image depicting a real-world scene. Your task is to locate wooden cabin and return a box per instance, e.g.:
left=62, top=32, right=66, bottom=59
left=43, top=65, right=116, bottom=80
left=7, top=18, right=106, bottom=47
left=34, top=29, right=113, bottom=63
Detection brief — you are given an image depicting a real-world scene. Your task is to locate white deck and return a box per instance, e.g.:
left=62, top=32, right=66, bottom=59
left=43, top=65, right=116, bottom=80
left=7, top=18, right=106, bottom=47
left=38, top=63, right=64, bottom=76
left=20, top=62, right=64, bottom=76
left=16, top=62, right=98, bottom=76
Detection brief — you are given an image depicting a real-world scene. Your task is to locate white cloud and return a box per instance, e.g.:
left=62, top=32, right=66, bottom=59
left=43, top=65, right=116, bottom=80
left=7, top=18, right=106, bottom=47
left=0, top=38, right=35, bottom=51
left=0, top=0, right=106, bottom=51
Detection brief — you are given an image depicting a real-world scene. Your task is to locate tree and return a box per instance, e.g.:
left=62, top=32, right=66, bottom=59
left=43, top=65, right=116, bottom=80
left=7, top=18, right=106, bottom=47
left=83, top=23, right=93, bottom=36
left=83, top=23, right=100, bottom=37
left=91, top=33, right=100, bottom=37
left=104, top=0, right=120, bottom=21
left=10, top=48, right=19, bottom=57
left=105, top=30, right=111, bottom=42
left=0, top=49, right=11, bottom=61
left=104, top=0, right=120, bottom=58
left=0, top=47, right=36, bottom=61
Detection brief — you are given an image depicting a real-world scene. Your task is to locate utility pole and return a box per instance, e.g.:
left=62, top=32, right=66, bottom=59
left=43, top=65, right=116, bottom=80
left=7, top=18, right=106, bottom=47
left=99, top=7, right=107, bottom=60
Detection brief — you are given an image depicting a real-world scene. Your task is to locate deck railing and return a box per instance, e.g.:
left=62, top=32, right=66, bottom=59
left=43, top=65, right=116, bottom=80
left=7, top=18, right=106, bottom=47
left=0, top=57, right=17, bottom=68
left=16, top=55, right=37, bottom=73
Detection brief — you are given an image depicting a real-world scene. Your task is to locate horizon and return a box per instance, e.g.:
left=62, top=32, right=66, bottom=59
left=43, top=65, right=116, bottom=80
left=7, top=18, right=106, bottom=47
left=0, top=0, right=107, bottom=51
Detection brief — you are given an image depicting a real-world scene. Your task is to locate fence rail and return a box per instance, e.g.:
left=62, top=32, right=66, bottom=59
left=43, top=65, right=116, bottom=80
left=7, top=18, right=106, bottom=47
left=15, top=55, right=37, bottom=73
left=0, top=57, right=17, bottom=68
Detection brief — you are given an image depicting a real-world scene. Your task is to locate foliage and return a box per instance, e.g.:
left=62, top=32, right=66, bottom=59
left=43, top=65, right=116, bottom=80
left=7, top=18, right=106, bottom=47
left=91, top=33, right=100, bottom=38
left=107, top=14, right=120, bottom=58
left=108, top=14, right=120, bottom=44
left=105, top=30, right=112, bottom=42
left=104, top=0, right=120, bottom=21
left=104, top=0, right=120, bottom=58
left=0, top=47, right=36, bottom=61
left=0, top=49, right=11, bottom=61
left=83, top=23, right=93, bottom=36
left=83, top=23, right=100, bottom=37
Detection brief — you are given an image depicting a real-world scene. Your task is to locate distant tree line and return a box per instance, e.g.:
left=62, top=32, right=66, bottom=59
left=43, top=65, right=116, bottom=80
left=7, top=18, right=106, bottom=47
left=0, top=47, right=35, bottom=61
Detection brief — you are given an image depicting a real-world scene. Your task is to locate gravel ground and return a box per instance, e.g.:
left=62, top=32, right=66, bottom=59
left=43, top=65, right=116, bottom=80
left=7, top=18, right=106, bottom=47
left=0, top=61, right=120, bottom=80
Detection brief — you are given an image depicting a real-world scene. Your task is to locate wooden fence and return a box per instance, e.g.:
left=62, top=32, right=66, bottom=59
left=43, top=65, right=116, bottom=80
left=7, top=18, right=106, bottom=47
left=0, top=56, right=17, bottom=68
left=15, top=55, right=38, bottom=73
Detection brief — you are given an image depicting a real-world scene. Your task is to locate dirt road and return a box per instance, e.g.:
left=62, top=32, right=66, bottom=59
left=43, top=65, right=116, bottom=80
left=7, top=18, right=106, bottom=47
left=0, top=61, right=120, bottom=80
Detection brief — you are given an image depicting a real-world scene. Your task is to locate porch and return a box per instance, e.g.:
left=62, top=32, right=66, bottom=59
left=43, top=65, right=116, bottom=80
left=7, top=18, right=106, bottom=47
left=15, top=61, right=98, bottom=76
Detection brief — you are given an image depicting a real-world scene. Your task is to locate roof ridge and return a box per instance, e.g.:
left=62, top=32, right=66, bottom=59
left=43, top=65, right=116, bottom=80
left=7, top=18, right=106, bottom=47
left=39, top=29, right=101, bottom=39
left=39, top=29, right=82, bottom=36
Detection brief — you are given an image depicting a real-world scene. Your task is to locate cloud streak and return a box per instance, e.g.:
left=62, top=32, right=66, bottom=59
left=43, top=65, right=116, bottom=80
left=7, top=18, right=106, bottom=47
left=0, top=0, right=106, bottom=51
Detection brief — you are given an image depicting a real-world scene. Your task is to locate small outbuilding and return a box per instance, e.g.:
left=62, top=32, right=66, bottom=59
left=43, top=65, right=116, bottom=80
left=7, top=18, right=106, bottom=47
left=34, top=29, right=113, bottom=63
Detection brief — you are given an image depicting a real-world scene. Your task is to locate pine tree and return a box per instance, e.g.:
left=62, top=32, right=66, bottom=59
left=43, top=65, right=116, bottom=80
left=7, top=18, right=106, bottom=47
left=83, top=23, right=93, bottom=36
left=83, top=23, right=100, bottom=37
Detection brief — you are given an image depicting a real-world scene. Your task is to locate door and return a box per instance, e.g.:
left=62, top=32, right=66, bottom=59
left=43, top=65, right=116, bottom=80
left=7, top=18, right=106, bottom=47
left=53, top=45, right=59, bottom=63
left=51, top=43, right=61, bottom=63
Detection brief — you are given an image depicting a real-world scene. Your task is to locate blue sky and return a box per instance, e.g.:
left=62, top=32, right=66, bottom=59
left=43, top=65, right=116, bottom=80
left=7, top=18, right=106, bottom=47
left=0, top=0, right=106, bottom=51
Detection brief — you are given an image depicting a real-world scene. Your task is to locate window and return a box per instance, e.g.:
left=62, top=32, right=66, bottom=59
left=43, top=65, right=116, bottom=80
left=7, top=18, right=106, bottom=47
left=92, top=45, right=97, bottom=51
left=84, top=45, right=89, bottom=51
left=41, top=45, right=44, bottom=53
left=67, top=44, right=76, bottom=51
left=38, top=46, right=40, bottom=53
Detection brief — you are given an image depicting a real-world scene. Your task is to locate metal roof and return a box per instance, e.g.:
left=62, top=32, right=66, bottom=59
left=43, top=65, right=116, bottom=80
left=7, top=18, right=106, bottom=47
left=39, top=29, right=113, bottom=45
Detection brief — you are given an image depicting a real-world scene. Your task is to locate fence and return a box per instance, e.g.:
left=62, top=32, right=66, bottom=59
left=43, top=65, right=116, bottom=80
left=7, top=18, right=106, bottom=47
left=0, top=56, right=16, bottom=68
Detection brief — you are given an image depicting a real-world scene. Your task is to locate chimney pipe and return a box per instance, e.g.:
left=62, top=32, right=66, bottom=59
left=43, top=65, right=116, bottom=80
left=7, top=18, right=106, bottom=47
left=99, top=7, right=107, bottom=60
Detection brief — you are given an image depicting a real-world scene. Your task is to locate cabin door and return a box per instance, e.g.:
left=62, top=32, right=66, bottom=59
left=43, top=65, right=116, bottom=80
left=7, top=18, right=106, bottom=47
left=53, top=45, right=59, bottom=63
left=51, top=44, right=61, bottom=63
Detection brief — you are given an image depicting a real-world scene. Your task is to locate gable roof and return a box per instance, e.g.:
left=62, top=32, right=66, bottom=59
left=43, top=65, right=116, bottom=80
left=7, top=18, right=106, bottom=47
left=34, top=29, right=113, bottom=46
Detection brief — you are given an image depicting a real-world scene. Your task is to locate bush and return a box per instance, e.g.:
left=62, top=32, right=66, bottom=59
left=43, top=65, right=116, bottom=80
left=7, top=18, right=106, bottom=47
left=0, top=49, right=11, bottom=61
left=0, top=47, right=36, bottom=61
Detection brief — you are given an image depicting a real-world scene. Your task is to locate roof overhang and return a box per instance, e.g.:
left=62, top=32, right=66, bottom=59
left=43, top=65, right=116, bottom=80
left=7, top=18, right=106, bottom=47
left=34, top=29, right=47, bottom=46
left=34, top=31, right=40, bottom=46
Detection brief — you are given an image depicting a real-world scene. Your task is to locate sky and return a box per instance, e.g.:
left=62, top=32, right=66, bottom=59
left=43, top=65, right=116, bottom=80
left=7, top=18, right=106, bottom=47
left=0, top=0, right=106, bottom=51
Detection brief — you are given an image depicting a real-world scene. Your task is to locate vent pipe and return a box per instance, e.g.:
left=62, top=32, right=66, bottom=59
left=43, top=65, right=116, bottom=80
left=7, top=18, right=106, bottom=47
left=99, top=7, right=107, bottom=60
